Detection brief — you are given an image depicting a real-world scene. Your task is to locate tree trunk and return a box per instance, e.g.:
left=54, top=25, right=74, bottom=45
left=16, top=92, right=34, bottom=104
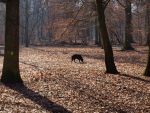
left=144, top=0, right=150, bottom=77
left=145, top=1, right=150, bottom=46
left=95, top=17, right=102, bottom=47
left=25, top=0, right=29, bottom=47
left=1, top=0, right=23, bottom=83
left=123, top=0, right=134, bottom=50
left=95, top=26, right=100, bottom=45
left=144, top=44, right=150, bottom=77
left=96, top=0, right=118, bottom=74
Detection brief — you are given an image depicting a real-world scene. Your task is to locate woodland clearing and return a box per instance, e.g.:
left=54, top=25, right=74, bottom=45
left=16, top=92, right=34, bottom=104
left=0, top=46, right=150, bottom=113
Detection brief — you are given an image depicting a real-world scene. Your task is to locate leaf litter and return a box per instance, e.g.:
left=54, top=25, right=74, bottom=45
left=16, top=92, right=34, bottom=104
left=0, top=46, right=150, bottom=113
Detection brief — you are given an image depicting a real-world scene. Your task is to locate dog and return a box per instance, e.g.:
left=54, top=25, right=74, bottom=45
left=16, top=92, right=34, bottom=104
left=71, top=54, right=84, bottom=63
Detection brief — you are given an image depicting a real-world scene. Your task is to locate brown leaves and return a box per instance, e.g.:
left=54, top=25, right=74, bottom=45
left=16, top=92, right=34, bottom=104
left=0, top=46, right=150, bottom=113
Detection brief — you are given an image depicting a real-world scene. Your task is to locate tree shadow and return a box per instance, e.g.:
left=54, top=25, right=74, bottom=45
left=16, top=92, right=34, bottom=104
left=54, top=75, right=129, bottom=113
left=119, top=74, right=150, bottom=83
left=83, top=54, right=146, bottom=66
left=4, top=83, right=72, bottom=113
left=20, top=61, right=42, bottom=70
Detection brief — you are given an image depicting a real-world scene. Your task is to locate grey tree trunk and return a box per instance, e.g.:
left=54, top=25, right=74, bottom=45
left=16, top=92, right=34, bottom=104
left=145, top=1, right=150, bottom=45
left=123, top=0, right=134, bottom=50
left=95, top=17, right=102, bottom=47
left=25, top=0, right=29, bottom=47
left=1, top=0, right=23, bottom=83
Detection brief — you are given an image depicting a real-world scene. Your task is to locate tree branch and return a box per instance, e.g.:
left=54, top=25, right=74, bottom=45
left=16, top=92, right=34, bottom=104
left=116, top=0, right=126, bottom=8
left=104, top=0, right=111, bottom=9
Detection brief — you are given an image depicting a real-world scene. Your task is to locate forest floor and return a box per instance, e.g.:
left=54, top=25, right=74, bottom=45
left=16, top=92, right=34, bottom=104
left=0, top=46, right=150, bottom=113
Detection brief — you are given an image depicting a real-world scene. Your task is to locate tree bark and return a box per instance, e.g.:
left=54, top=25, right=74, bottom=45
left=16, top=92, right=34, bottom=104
left=25, top=0, right=29, bottom=47
left=1, top=0, right=23, bottom=83
left=144, top=0, right=150, bottom=77
left=144, top=43, right=150, bottom=77
left=96, top=0, right=118, bottom=74
left=123, top=0, right=134, bottom=50
left=95, top=17, right=102, bottom=47
left=145, top=1, right=150, bottom=46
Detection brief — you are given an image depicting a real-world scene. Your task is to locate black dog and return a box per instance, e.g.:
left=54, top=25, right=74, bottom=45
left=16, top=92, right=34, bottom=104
left=71, top=54, right=83, bottom=63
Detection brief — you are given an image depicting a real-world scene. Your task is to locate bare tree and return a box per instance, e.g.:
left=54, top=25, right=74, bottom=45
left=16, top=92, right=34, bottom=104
left=123, top=0, right=134, bottom=50
left=1, top=0, right=23, bottom=83
left=95, top=0, right=119, bottom=74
